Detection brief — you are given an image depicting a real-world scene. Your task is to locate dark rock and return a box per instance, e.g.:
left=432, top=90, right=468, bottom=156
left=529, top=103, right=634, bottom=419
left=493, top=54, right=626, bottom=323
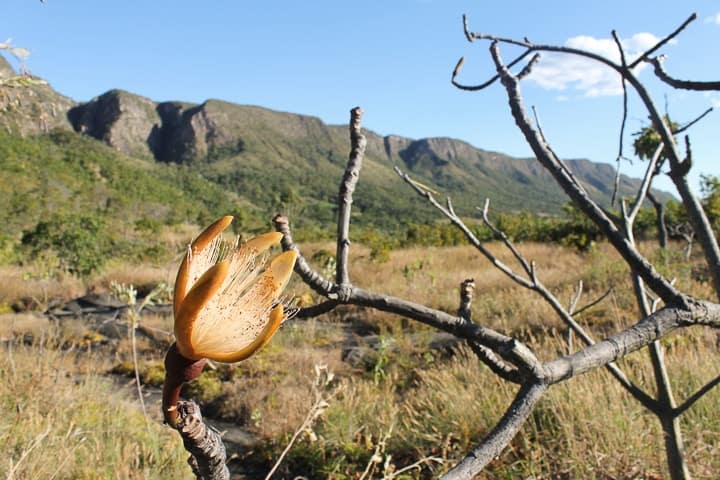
left=68, top=89, right=160, bottom=159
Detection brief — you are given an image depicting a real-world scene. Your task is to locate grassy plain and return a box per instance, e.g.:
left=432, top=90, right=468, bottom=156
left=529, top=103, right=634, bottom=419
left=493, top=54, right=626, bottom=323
left=1, top=238, right=719, bottom=479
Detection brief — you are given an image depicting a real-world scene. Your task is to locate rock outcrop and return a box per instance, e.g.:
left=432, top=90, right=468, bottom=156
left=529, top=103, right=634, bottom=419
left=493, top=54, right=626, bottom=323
left=0, top=55, right=75, bottom=136
left=68, top=89, right=161, bottom=160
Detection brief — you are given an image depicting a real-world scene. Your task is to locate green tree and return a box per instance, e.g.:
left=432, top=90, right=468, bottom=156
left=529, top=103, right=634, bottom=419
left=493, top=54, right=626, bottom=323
left=20, top=212, right=112, bottom=276
left=701, top=175, right=720, bottom=230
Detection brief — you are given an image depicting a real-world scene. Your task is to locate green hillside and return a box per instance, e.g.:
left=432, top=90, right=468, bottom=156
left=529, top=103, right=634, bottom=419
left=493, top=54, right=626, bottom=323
left=0, top=129, right=254, bottom=267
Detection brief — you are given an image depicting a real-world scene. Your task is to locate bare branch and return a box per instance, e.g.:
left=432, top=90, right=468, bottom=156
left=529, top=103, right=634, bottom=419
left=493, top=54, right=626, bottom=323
left=400, top=167, right=656, bottom=409
left=620, top=61, right=720, bottom=299
left=451, top=50, right=535, bottom=91
left=674, top=373, right=720, bottom=417
left=294, top=300, right=339, bottom=319
left=515, top=53, right=540, bottom=80
left=336, top=106, right=366, bottom=288
left=480, top=199, right=533, bottom=278
left=456, top=278, right=523, bottom=382
left=396, top=167, right=534, bottom=288
left=567, top=280, right=584, bottom=315
left=467, top=340, right=523, bottom=383
left=544, top=300, right=720, bottom=384
left=627, top=142, right=664, bottom=223
left=611, top=31, right=630, bottom=206
left=174, top=402, right=230, bottom=480
left=648, top=55, right=720, bottom=91
left=351, top=286, right=544, bottom=377
left=273, top=214, right=335, bottom=296
left=443, top=382, right=547, bottom=479
left=572, top=287, right=614, bottom=317
left=629, top=13, right=697, bottom=69
left=488, top=40, right=684, bottom=305
left=674, top=107, right=714, bottom=134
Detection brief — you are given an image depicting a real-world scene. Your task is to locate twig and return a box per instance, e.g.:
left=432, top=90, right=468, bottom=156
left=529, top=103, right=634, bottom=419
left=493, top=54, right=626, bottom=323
left=451, top=50, right=535, bottom=91
left=387, top=456, right=444, bottom=479
left=629, top=13, right=697, bottom=69
left=674, top=107, right=713, bottom=134
left=674, top=373, right=720, bottom=417
left=611, top=30, right=630, bottom=206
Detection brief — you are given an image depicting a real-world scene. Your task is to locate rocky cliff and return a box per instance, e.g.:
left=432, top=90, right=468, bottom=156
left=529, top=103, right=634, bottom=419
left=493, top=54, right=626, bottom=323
left=0, top=56, right=75, bottom=135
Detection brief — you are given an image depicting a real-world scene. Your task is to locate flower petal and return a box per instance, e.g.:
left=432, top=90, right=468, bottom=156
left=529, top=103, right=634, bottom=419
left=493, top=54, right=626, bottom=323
left=174, top=260, right=229, bottom=360
left=241, top=231, right=283, bottom=255
left=267, top=250, right=298, bottom=292
left=202, top=304, right=285, bottom=363
left=173, top=216, right=233, bottom=316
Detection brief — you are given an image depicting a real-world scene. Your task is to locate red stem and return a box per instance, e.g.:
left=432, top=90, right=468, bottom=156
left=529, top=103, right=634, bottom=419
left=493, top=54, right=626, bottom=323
left=162, top=343, right=207, bottom=426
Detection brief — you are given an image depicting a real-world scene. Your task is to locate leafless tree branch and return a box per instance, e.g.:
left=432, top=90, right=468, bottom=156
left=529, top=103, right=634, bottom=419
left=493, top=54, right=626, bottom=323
left=628, top=13, right=697, bottom=68
left=451, top=50, right=536, bottom=91
left=487, top=40, right=685, bottom=305
left=442, top=381, right=547, bottom=479
left=674, top=373, right=720, bottom=417
left=674, top=107, right=714, bottom=134
left=648, top=55, right=720, bottom=91
left=173, top=402, right=230, bottom=480
left=336, top=106, right=366, bottom=290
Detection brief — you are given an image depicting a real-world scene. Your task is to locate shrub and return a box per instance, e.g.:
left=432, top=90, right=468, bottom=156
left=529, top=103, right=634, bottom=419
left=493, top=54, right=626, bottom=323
left=20, top=212, right=113, bottom=276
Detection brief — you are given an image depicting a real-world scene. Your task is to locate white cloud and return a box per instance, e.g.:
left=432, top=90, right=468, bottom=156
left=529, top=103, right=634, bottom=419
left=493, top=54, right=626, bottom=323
left=704, top=13, right=720, bottom=25
left=527, top=33, right=661, bottom=97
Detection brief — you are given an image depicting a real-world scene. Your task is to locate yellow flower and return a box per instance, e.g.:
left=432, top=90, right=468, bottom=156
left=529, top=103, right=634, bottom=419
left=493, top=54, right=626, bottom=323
left=172, top=215, right=297, bottom=362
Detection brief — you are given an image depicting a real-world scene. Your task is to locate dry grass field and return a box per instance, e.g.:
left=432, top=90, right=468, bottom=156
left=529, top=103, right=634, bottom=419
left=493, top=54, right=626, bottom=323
left=1, top=239, right=719, bottom=479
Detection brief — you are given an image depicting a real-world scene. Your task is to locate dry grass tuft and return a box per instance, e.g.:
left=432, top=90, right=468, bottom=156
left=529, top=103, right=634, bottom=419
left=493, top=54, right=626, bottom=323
left=0, top=332, right=190, bottom=479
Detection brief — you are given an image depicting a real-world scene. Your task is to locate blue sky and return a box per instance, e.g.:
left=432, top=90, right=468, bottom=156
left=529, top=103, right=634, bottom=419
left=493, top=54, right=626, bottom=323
left=3, top=0, right=720, bottom=196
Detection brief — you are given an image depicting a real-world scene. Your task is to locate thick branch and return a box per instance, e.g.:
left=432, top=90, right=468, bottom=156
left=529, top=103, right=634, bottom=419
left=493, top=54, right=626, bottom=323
left=275, top=211, right=542, bottom=376
left=544, top=301, right=720, bottom=383
left=441, top=382, right=547, bottom=480
left=174, top=402, right=229, bottom=480
left=350, top=286, right=543, bottom=377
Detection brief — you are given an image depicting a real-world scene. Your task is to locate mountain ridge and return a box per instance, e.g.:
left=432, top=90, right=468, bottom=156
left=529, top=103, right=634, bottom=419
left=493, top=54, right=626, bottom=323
left=0, top=55, right=671, bottom=231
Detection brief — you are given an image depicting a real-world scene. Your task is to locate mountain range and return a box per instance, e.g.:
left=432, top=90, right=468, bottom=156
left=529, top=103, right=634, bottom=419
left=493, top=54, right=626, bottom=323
left=0, top=55, right=667, bottom=237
